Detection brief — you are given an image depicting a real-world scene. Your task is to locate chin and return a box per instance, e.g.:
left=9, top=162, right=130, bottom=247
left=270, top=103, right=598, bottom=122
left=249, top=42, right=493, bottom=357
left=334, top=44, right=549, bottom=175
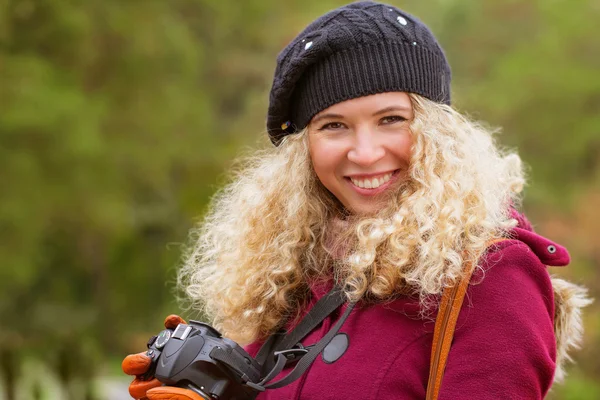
left=347, top=203, right=381, bottom=216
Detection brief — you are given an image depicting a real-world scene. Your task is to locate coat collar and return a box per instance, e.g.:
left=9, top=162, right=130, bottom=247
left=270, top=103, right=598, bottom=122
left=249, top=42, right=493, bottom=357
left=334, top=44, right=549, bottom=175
left=508, top=207, right=570, bottom=266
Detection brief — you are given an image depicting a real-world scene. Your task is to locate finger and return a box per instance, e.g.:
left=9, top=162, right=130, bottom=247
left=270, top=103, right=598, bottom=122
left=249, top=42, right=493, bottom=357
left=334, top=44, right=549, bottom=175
left=147, top=387, right=207, bottom=400
left=164, top=314, right=186, bottom=330
left=129, top=378, right=162, bottom=399
left=122, top=352, right=152, bottom=375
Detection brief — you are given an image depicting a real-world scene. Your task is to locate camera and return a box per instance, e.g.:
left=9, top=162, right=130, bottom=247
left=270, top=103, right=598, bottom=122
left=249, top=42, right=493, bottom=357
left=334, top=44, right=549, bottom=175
left=144, top=320, right=262, bottom=400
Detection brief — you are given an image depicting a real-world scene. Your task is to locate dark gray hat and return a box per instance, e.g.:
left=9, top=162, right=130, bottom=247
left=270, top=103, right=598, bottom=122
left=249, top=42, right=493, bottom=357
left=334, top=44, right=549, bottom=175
left=266, top=1, right=451, bottom=145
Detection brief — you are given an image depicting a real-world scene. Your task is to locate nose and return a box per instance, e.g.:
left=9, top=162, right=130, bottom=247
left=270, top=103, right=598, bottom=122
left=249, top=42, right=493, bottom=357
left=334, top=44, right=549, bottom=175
left=347, top=126, right=385, bottom=166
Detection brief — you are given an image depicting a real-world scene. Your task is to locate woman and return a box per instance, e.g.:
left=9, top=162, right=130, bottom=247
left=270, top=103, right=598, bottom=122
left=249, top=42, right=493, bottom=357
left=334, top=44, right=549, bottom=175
left=123, top=2, right=590, bottom=399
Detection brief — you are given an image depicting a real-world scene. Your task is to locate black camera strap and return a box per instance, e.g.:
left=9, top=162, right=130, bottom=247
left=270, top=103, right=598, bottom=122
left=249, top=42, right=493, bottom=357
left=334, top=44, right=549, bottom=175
left=209, top=286, right=355, bottom=392
left=246, top=286, right=356, bottom=392
left=256, top=286, right=346, bottom=365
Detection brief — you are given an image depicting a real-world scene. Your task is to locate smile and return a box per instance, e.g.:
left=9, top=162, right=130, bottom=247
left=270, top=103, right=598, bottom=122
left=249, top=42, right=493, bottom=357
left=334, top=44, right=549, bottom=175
left=348, top=171, right=395, bottom=189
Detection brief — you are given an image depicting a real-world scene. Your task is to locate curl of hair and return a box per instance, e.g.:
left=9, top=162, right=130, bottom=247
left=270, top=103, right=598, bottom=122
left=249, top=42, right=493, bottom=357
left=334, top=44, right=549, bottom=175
left=178, top=94, right=525, bottom=344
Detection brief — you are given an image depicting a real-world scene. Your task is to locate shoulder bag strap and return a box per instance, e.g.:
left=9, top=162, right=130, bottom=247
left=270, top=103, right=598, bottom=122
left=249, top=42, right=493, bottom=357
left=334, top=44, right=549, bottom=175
left=425, top=238, right=507, bottom=400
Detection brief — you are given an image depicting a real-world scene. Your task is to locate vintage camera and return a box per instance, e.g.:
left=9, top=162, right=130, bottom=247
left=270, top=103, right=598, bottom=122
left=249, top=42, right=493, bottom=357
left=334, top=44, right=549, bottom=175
left=144, top=320, right=262, bottom=400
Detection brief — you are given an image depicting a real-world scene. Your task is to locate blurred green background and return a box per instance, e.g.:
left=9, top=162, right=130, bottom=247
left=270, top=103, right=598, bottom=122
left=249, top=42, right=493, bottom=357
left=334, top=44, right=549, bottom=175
left=1, top=0, right=599, bottom=399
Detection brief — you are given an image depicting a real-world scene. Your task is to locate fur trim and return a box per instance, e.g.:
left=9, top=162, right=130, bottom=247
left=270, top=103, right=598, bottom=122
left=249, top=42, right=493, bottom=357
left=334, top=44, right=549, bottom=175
left=551, top=277, right=593, bottom=382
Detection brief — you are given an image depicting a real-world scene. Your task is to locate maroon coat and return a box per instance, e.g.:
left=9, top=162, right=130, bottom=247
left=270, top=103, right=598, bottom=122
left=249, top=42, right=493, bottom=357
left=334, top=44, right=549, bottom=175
left=246, top=211, right=572, bottom=399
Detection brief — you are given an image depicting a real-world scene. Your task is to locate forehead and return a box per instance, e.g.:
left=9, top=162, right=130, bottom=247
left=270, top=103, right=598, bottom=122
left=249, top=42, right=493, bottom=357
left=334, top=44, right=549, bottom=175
left=313, top=92, right=413, bottom=118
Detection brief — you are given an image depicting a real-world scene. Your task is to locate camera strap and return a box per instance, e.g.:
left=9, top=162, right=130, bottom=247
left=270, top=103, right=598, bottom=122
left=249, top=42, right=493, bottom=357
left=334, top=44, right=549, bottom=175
left=247, top=286, right=355, bottom=392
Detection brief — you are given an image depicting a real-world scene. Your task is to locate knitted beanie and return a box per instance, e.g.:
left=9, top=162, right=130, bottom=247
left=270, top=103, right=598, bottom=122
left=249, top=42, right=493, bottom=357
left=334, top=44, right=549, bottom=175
left=266, top=1, right=451, bottom=145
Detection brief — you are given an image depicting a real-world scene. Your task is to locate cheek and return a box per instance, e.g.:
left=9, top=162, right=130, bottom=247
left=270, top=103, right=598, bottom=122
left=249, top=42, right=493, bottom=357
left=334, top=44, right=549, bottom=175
left=392, top=131, right=413, bottom=164
left=309, top=137, right=345, bottom=186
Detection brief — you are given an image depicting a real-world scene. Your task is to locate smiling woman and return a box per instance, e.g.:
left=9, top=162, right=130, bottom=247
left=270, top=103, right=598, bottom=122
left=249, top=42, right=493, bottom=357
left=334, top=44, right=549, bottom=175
left=122, top=2, right=590, bottom=400
left=308, top=92, right=414, bottom=215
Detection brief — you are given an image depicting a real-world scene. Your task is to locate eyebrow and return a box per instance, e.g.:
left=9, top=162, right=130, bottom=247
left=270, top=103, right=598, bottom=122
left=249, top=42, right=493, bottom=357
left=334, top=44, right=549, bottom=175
left=310, top=113, right=345, bottom=125
left=310, top=105, right=412, bottom=125
left=373, top=106, right=412, bottom=116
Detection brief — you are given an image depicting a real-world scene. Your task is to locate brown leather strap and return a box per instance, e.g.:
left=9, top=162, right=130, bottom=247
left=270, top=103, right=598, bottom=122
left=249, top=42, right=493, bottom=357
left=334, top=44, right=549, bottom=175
left=425, top=239, right=506, bottom=400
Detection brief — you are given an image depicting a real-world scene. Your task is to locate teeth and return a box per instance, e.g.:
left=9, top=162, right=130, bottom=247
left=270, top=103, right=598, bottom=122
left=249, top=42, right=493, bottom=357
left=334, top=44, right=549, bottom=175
left=350, top=172, right=394, bottom=189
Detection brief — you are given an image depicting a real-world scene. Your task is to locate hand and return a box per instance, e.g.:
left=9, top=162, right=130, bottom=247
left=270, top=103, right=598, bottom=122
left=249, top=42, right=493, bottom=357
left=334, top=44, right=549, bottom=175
left=122, top=315, right=206, bottom=400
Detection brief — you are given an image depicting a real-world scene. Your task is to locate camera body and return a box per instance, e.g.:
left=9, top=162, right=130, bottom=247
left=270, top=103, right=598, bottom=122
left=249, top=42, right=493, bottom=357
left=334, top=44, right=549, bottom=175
left=145, top=320, right=262, bottom=400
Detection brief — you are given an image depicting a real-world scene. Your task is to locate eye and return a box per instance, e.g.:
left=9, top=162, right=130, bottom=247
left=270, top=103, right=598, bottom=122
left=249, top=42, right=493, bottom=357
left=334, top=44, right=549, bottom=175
left=318, top=122, right=346, bottom=131
left=380, top=115, right=407, bottom=125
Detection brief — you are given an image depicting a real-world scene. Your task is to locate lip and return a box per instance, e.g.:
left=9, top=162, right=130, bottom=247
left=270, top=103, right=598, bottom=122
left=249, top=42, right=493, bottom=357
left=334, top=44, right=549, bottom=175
left=344, top=169, right=400, bottom=196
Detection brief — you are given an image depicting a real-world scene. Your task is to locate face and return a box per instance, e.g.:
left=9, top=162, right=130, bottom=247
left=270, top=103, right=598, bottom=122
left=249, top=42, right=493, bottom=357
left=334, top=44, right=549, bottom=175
left=307, top=92, right=414, bottom=215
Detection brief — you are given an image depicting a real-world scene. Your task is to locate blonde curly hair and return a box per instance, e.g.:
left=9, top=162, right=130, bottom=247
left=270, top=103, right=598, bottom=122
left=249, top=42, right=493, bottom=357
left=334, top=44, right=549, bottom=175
left=178, top=94, right=525, bottom=344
